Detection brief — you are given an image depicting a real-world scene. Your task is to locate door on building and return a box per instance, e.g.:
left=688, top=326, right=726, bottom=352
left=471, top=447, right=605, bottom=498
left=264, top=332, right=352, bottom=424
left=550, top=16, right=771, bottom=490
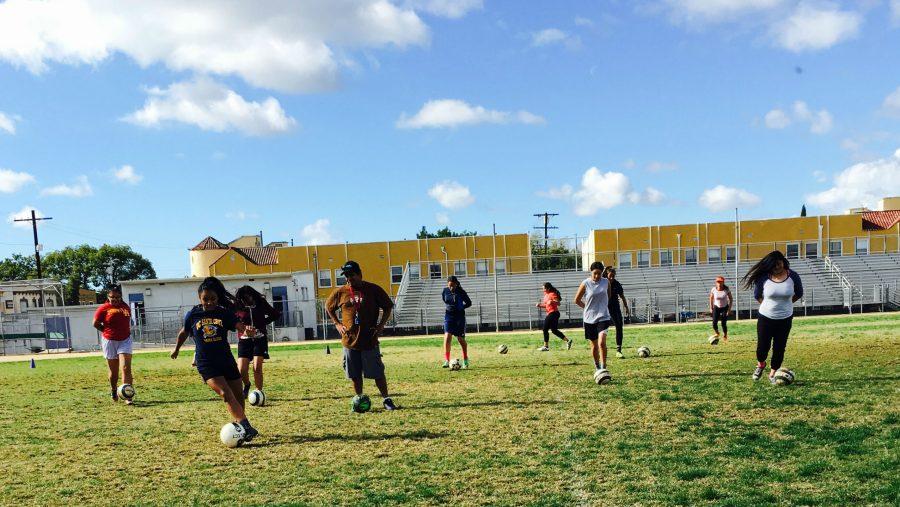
left=271, top=286, right=289, bottom=327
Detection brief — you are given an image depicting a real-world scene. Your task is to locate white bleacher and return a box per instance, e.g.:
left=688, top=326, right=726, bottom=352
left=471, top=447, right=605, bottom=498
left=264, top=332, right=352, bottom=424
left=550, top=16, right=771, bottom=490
left=829, top=253, right=900, bottom=305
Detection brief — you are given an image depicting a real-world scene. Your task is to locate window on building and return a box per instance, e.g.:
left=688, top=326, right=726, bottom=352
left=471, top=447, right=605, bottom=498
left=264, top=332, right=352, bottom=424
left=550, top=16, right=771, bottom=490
left=637, top=250, right=650, bottom=268
left=318, top=269, right=332, bottom=288
left=409, top=264, right=421, bottom=279
left=429, top=263, right=442, bottom=279
left=390, top=266, right=403, bottom=284
left=453, top=260, right=467, bottom=277
left=786, top=243, right=800, bottom=260
left=334, top=269, right=346, bottom=286
left=300, top=287, right=309, bottom=301
left=684, top=248, right=698, bottom=265
left=660, top=250, right=673, bottom=266
left=619, top=252, right=633, bottom=269
left=726, top=246, right=736, bottom=263
left=476, top=260, right=488, bottom=276
left=805, top=242, right=818, bottom=259
left=829, top=240, right=843, bottom=257
left=4, top=301, right=12, bottom=309
left=707, top=248, right=722, bottom=264
left=855, top=238, right=868, bottom=256
left=45, top=298, right=55, bottom=307
left=495, top=260, right=507, bottom=275
left=19, top=298, right=28, bottom=310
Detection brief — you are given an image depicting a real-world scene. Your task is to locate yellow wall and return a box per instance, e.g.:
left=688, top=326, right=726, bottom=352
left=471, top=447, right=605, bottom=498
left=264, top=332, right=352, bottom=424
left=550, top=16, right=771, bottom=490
left=584, top=214, right=900, bottom=268
left=200, top=234, right=531, bottom=298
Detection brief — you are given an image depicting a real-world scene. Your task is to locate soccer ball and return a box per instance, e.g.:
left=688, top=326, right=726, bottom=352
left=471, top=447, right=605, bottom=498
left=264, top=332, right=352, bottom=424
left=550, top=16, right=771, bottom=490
left=708, top=335, right=720, bottom=345
left=773, top=368, right=795, bottom=386
left=351, top=394, right=372, bottom=413
left=248, top=390, right=266, bottom=407
left=637, top=346, right=651, bottom=358
left=220, top=422, right=246, bottom=448
left=593, top=368, right=612, bottom=385
left=497, top=344, right=508, bottom=354
left=117, top=384, right=135, bottom=400
left=449, top=358, right=462, bottom=371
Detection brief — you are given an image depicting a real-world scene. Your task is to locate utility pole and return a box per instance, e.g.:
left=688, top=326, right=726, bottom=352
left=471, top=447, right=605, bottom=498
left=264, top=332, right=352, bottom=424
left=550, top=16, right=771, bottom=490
left=14, top=210, right=53, bottom=279
left=533, top=212, right=559, bottom=253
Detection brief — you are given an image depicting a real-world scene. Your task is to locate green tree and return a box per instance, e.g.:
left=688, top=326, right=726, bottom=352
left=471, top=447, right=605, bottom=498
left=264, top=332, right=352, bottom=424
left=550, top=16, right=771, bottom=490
left=93, top=245, right=156, bottom=295
left=800, top=204, right=807, bottom=217
left=416, top=226, right=478, bottom=239
left=0, top=253, right=38, bottom=282
left=41, top=244, right=156, bottom=303
left=531, top=237, right=577, bottom=271
left=43, top=245, right=99, bottom=304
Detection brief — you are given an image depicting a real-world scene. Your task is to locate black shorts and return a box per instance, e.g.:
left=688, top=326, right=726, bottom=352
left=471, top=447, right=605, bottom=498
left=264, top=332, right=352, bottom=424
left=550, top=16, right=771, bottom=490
left=197, top=355, right=241, bottom=382
left=237, top=336, right=270, bottom=359
left=583, top=320, right=612, bottom=341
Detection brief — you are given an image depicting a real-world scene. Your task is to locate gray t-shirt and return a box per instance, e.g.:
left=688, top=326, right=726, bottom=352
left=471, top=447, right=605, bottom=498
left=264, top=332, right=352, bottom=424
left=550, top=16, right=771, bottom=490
left=755, top=270, right=804, bottom=320
left=581, top=277, right=611, bottom=324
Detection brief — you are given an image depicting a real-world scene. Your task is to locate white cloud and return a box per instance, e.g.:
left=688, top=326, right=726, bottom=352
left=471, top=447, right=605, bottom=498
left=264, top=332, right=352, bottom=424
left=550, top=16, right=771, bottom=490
left=812, top=170, right=828, bottom=183
left=663, top=0, right=784, bottom=23
left=642, top=187, right=667, bottom=204
left=699, top=185, right=761, bottom=212
left=531, top=28, right=581, bottom=49
left=111, top=164, right=142, bottom=185
left=123, top=77, right=297, bottom=136
left=770, top=2, right=861, bottom=52
left=806, top=149, right=900, bottom=212
left=646, top=161, right=678, bottom=173
left=7, top=205, right=46, bottom=228
left=764, top=109, right=792, bottom=129
left=404, top=0, right=482, bottom=18
left=40, top=175, right=93, bottom=197
left=225, top=210, right=259, bottom=221
left=574, top=16, right=595, bottom=27
left=397, top=99, right=545, bottom=129
left=793, top=101, right=832, bottom=134
left=622, top=159, right=636, bottom=170
left=435, top=212, right=451, bottom=225
left=0, top=168, right=35, bottom=193
left=537, top=184, right=574, bottom=199
left=0, top=111, right=18, bottom=134
left=428, top=180, right=475, bottom=209
left=893, top=0, right=900, bottom=24
left=571, top=169, right=633, bottom=215
left=301, top=218, right=337, bottom=246
left=881, top=86, right=900, bottom=117
left=0, top=0, right=431, bottom=94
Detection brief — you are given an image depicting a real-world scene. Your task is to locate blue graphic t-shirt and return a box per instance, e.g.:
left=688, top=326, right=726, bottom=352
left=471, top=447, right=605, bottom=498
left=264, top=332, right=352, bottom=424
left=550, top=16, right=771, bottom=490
left=183, top=305, right=238, bottom=363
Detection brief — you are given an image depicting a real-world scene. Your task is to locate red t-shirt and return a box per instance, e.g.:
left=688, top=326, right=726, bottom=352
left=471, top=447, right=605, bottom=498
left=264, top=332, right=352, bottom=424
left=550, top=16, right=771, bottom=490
left=542, top=292, right=560, bottom=314
left=94, top=302, right=132, bottom=341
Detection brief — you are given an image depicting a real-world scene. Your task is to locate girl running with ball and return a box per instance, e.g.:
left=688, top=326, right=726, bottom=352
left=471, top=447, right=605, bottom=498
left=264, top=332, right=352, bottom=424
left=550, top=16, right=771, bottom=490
left=536, top=282, right=571, bottom=351
left=171, top=277, right=259, bottom=442
left=709, top=276, right=733, bottom=343
left=441, top=276, right=472, bottom=368
left=574, top=262, right=613, bottom=374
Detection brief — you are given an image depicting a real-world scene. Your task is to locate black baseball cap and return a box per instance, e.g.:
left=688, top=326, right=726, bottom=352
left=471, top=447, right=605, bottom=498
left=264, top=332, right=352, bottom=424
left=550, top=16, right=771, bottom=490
left=340, top=260, right=361, bottom=276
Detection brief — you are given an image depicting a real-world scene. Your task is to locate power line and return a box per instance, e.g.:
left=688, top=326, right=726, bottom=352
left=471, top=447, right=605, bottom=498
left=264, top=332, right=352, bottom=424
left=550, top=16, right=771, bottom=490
left=13, top=210, right=52, bottom=279
left=533, top=212, right=559, bottom=253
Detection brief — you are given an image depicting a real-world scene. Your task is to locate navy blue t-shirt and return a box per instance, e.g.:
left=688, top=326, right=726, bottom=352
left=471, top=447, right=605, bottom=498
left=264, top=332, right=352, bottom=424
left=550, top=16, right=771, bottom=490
left=183, top=305, right=238, bottom=364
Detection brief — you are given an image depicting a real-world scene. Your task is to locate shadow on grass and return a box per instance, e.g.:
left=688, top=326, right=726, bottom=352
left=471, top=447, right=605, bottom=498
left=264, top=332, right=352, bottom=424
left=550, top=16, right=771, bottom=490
left=653, top=350, right=735, bottom=357
left=274, top=392, right=407, bottom=403
left=475, top=362, right=582, bottom=371
left=637, top=371, right=747, bottom=379
left=251, top=429, right=448, bottom=447
left=800, top=375, right=900, bottom=385
left=136, top=398, right=215, bottom=406
left=408, top=399, right=562, bottom=410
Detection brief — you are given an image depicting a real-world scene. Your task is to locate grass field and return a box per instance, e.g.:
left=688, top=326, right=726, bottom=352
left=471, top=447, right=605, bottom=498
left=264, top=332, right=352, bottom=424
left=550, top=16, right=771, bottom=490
left=1, top=313, right=898, bottom=506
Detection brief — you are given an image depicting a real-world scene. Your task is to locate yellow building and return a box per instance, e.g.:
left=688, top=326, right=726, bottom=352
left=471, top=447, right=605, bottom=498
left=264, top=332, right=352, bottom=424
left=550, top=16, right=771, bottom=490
left=582, top=197, right=900, bottom=269
left=190, top=233, right=532, bottom=298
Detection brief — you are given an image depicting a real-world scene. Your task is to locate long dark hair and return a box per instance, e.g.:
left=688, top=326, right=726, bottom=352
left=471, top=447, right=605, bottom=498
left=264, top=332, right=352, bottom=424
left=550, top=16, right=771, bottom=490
left=198, top=276, right=237, bottom=310
left=447, top=275, right=465, bottom=293
left=235, top=285, right=277, bottom=314
left=543, top=282, right=561, bottom=299
left=741, top=251, right=789, bottom=290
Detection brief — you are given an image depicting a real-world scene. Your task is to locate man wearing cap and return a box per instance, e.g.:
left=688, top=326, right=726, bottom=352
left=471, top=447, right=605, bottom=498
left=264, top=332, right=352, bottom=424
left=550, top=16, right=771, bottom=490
left=709, top=276, right=733, bottom=343
left=326, top=260, right=398, bottom=411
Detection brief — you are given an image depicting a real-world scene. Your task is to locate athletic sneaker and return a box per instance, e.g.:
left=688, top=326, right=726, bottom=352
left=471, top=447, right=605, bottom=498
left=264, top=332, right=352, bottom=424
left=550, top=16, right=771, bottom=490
left=383, top=397, right=398, bottom=411
left=616, top=350, right=624, bottom=359
left=242, top=425, right=259, bottom=443
left=111, top=390, right=118, bottom=402
left=566, top=339, right=573, bottom=350
left=243, top=382, right=251, bottom=399
left=539, top=345, right=550, bottom=352
left=462, top=359, right=469, bottom=369
left=768, top=375, right=777, bottom=385
left=124, top=399, right=133, bottom=405
left=441, top=360, right=449, bottom=368
left=752, top=365, right=766, bottom=381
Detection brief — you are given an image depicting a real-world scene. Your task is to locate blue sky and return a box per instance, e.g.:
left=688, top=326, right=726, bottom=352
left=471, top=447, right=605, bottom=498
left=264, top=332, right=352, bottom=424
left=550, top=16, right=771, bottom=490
left=1, top=0, right=900, bottom=277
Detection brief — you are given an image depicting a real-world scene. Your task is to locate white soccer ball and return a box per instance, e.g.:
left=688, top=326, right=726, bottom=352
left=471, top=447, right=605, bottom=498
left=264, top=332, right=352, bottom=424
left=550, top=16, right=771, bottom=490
left=497, top=344, right=508, bottom=354
left=593, top=368, right=612, bottom=385
left=773, top=368, right=795, bottom=386
left=248, top=390, right=266, bottom=407
left=220, top=422, right=246, bottom=448
left=637, top=346, right=651, bottom=358
left=117, top=384, right=135, bottom=400
left=449, top=358, right=462, bottom=371
left=708, top=335, right=720, bottom=345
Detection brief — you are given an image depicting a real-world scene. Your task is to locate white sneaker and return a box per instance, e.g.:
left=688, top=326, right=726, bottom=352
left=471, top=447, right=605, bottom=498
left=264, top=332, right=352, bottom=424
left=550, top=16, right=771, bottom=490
left=538, top=345, right=550, bottom=352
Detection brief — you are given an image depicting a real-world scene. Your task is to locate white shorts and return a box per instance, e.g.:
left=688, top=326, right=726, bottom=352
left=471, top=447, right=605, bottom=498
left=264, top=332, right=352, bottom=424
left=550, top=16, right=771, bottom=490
left=102, top=337, right=133, bottom=359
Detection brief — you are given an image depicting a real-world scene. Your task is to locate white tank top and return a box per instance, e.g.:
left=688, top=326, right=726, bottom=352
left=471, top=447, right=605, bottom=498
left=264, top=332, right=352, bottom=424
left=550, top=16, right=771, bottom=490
left=710, top=287, right=729, bottom=308
left=581, top=278, right=610, bottom=324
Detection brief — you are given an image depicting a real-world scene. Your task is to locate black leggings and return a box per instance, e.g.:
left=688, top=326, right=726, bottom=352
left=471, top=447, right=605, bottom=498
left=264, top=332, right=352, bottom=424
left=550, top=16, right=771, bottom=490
left=756, top=315, right=793, bottom=370
left=712, top=306, right=729, bottom=335
left=542, top=311, right=566, bottom=343
left=609, top=305, right=624, bottom=349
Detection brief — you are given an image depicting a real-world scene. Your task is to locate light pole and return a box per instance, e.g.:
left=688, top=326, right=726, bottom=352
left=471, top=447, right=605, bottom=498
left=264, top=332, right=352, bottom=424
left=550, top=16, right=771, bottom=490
left=734, top=208, right=740, bottom=321
left=441, top=246, right=448, bottom=277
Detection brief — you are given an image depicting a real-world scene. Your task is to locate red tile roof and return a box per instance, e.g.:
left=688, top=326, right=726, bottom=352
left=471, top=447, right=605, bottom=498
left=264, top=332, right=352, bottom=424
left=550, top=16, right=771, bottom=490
left=232, top=246, right=279, bottom=265
left=861, top=210, right=900, bottom=230
left=192, top=236, right=228, bottom=250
